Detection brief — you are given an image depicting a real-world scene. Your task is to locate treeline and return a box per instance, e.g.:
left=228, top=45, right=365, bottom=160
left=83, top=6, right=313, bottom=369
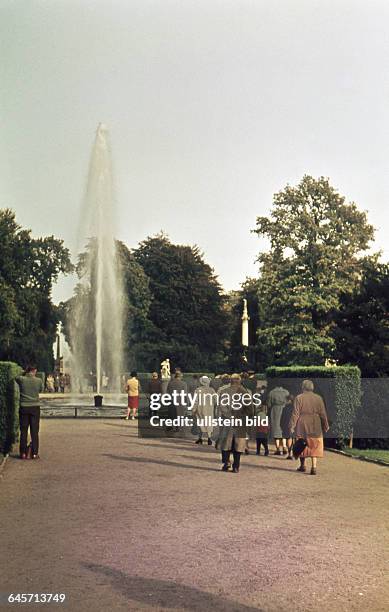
left=1, top=174, right=389, bottom=376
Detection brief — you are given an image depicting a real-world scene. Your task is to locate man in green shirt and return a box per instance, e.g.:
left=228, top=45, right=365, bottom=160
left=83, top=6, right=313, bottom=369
left=15, top=366, right=44, bottom=459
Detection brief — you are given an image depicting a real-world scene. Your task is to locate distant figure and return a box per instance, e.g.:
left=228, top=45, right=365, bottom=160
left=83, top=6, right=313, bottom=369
left=160, top=358, right=171, bottom=393
left=59, top=373, right=66, bottom=393
left=192, top=376, right=217, bottom=446
left=147, top=372, right=162, bottom=419
left=242, top=371, right=257, bottom=393
left=280, top=394, right=295, bottom=460
left=210, top=375, right=223, bottom=392
left=166, top=372, right=188, bottom=431
left=46, top=374, right=55, bottom=393
left=268, top=386, right=290, bottom=455
left=290, top=380, right=329, bottom=475
left=16, top=365, right=44, bottom=459
left=187, top=374, right=199, bottom=395
left=255, top=403, right=269, bottom=456
left=126, top=371, right=140, bottom=420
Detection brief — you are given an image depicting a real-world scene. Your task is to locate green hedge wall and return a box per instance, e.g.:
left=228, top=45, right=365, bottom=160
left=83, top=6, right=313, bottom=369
left=266, top=366, right=361, bottom=443
left=0, top=361, right=22, bottom=455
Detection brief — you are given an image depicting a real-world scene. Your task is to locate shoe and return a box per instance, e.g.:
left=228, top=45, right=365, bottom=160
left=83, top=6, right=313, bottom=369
left=282, top=448, right=288, bottom=455
left=221, top=464, right=230, bottom=472
left=195, top=438, right=203, bottom=445
left=232, top=466, right=239, bottom=473
left=286, top=455, right=294, bottom=461
left=207, top=438, right=212, bottom=446
left=274, top=450, right=282, bottom=456
left=264, top=450, right=269, bottom=456
left=244, top=448, right=249, bottom=455
left=20, top=453, right=27, bottom=460
left=131, top=416, right=135, bottom=420
left=297, top=465, right=306, bottom=472
left=125, top=416, right=129, bottom=420
left=32, top=454, right=40, bottom=460
left=310, top=467, right=317, bottom=475
left=256, top=451, right=260, bottom=456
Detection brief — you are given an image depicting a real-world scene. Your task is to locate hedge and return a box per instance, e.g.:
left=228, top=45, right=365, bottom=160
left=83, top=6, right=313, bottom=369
left=266, top=366, right=361, bottom=443
left=0, top=361, right=22, bottom=455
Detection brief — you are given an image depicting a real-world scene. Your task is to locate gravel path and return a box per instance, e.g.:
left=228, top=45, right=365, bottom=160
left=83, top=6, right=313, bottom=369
left=0, top=419, right=388, bottom=612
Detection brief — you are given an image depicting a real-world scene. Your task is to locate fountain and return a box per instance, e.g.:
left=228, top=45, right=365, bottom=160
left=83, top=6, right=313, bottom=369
left=69, top=124, right=124, bottom=404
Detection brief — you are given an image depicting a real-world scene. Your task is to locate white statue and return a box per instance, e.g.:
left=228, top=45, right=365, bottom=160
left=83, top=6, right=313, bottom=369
left=160, top=358, right=171, bottom=380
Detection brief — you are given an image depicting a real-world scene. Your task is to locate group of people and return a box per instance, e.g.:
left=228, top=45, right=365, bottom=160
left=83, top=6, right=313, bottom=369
left=45, top=372, right=70, bottom=393
left=125, top=370, right=329, bottom=476
left=16, top=366, right=329, bottom=476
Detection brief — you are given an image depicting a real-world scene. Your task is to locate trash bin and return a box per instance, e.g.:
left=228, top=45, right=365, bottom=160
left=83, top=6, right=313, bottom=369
left=94, top=394, right=103, bottom=407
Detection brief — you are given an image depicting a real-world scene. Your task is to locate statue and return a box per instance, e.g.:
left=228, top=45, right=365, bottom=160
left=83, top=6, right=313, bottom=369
left=160, top=358, right=171, bottom=394
left=160, top=358, right=171, bottom=380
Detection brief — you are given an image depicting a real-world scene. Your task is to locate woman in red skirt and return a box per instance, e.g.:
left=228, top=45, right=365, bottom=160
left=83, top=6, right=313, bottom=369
left=126, top=371, right=140, bottom=420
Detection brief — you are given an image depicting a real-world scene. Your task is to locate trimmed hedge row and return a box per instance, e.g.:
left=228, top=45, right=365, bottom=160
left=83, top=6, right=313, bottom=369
left=266, top=366, right=361, bottom=442
left=0, top=361, right=22, bottom=455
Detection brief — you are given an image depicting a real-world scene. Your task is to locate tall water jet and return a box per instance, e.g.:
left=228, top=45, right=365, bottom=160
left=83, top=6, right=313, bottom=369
left=70, top=124, right=124, bottom=396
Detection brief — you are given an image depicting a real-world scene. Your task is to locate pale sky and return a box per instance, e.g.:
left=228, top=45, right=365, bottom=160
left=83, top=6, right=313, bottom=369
left=1, top=0, right=389, bottom=304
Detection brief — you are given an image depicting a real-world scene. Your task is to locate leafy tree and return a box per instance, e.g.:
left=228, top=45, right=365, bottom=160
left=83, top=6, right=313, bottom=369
left=333, top=259, right=389, bottom=376
left=253, top=176, right=375, bottom=365
left=133, top=234, right=228, bottom=371
left=0, top=208, right=73, bottom=370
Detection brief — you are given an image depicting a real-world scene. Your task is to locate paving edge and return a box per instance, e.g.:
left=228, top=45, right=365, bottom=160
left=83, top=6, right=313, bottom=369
left=326, top=448, right=389, bottom=467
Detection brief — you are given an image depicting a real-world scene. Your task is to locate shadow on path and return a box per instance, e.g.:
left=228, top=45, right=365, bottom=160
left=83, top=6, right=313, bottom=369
left=103, top=454, right=220, bottom=472
left=84, top=563, right=263, bottom=612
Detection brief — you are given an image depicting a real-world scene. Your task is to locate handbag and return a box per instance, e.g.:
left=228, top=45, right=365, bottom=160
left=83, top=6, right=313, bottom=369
left=292, top=438, right=308, bottom=459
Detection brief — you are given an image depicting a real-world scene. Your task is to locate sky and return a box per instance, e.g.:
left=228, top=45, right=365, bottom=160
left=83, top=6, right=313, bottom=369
left=1, top=0, right=389, bottom=304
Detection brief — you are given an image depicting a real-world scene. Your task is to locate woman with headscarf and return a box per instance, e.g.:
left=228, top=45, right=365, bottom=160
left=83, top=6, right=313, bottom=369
left=289, top=379, right=329, bottom=475
left=192, top=376, right=217, bottom=445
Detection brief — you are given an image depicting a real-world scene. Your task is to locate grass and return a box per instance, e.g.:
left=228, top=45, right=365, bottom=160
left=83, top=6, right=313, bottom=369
left=343, top=448, right=389, bottom=463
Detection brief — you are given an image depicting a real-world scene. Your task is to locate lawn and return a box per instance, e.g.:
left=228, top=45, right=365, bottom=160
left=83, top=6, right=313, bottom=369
left=344, top=448, right=389, bottom=463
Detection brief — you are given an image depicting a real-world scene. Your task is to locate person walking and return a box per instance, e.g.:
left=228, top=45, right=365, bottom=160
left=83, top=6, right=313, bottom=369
left=219, top=373, right=252, bottom=473
left=289, top=379, right=329, bottom=475
left=16, top=366, right=44, bottom=460
left=268, top=385, right=290, bottom=455
left=166, top=372, right=188, bottom=431
left=280, top=394, right=295, bottom=460
left=147, top=372, right=162, bottom=419
left=126, top=371, right=141, bottom=420
left=192, top=376, right=217, bottom=446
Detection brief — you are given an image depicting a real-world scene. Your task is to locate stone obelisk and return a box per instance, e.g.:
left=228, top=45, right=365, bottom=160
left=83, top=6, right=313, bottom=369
left=241, top=298, right=250, bottom=347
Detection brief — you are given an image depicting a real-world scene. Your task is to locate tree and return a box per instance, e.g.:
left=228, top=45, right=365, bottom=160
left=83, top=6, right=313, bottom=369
left=333, top=259, right=389, bottom=376
left=0, top=208, right=73, bottom=370
left=133, top=234, right=228, bottom=371
left=253, top=176, right=375, bottom=365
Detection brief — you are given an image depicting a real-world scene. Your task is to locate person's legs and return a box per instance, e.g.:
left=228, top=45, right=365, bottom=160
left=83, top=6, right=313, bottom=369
left=221, top=449, right=231, bottom=470
left=310, top=457, right=317, bottom=474
left=29, top=407, right=40, bottom=457
left=282, top=438, right=288, bottom=454
left=256, top=438, right=261, bottom=455
left=297, top=456, right=306, bottom=472
left=263, top=438, right=269, bottom=455
left=231, top=437, right=241, bottom=472
left=19, top=408, right=29, bottom=457
left=274, top=438, right=282, bottom=454
left=126, top=398, right=131, bottom=419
